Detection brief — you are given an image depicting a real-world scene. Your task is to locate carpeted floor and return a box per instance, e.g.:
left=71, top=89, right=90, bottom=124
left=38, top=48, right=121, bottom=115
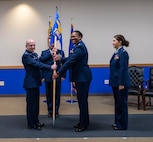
left=1, top=114, right=153, bottom=138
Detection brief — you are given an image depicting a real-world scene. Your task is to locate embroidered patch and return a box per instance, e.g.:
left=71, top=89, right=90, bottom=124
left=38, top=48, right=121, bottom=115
left=114, top=54, right=119, bottom=60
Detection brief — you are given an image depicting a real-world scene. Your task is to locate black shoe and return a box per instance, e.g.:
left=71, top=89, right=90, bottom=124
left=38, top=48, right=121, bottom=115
left=56, top=112, right=59, bottom=117
left=48, top=112, right=59, bottom=117
left=75, top=127, right=87, bottom=132
left=112, top=124, right=117, bottom=128
left=28, top=125, right=41, bottom=130
left=37, top=122, right=45, bottom=127
left=73, top=123, right=80, bottom=128
left=113, top=126, right=119, bottom=130
left=48, top=112, right=52, bottom=117
left=113, top=126, right=126, bottom=130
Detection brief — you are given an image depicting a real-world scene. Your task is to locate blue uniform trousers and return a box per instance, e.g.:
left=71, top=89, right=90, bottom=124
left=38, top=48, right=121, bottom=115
left=75, top=81, right=91, bottom=128
left=112, top=87, right=128, bottom=130
left=25, top=88, right=40, bottom=127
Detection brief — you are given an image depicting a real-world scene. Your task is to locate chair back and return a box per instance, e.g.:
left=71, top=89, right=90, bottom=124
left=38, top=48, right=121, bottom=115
left=149, top=68, right=153, bottom=89
left=128, top=66, right=144, bottom=88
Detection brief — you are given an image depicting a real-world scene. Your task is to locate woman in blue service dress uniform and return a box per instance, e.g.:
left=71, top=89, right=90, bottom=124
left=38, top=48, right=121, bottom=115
left=109, top=34, right=130, bottom=130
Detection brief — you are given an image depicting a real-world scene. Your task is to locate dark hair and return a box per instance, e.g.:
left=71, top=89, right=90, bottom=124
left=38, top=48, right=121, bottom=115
left=73, top=30, right=83, bottom=38
left=114, top=34, right=129, bottom=47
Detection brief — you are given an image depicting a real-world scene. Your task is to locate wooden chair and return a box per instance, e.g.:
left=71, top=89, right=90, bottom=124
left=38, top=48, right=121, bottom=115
left=143, top=67, right=153, bottom=110
left=128, top=66, right=144, bottom=110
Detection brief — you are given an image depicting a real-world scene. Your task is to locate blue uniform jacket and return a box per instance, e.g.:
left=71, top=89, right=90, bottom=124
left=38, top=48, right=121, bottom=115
left=40, top=49, right=66, bottom=82
left=22, top=50, right=51, bottom=89
left=109, top=47, right=130, bottom=87
left=58, top=41, right=92, bottom=82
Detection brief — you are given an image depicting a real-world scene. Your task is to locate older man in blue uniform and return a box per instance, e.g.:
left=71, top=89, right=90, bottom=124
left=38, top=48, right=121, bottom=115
left=22, top=39, right=56, bottom=130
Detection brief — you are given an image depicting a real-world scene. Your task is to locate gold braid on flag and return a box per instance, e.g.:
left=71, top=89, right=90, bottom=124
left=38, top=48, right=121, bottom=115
left=48, top=20, right=52, bottom=38
left=57, top=20, right=62, bottom=34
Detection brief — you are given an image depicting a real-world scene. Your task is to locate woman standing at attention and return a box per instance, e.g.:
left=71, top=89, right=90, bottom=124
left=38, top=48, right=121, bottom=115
left=109, top=34, right=130, bottom=130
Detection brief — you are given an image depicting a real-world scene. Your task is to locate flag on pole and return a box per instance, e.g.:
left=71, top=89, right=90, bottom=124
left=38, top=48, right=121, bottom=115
left=48, top=17, right=52, bottom=37
left=68, top=21, right=77, bottom=94
left=48, top=16, right=53, bottom=46
left=68, top=22, right=74, bottom=55
left=50, top=7, right=63, bottom=50
left=66, top=20, right=77, bottom=104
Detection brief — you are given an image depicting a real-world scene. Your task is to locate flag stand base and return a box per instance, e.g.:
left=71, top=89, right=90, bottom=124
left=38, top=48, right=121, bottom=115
left=66, top=99, right=77, bottom=104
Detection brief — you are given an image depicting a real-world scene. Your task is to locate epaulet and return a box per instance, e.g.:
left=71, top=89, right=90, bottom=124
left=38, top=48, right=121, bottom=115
left=122, top=49, right=126, bottom=52
left=24, top=51, right=28, bottom=55
left=24, top=51, right=31, bottom=55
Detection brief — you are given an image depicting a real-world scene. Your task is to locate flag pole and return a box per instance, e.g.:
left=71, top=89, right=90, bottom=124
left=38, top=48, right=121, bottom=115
left=52, top=6, right=58, bottom=126
left=65, top=82, right=77, bottom=104
left=66, top=18, right=77, bottom=104
left=48, top=16, right=56, bottom=125
left=70, top=82, right=77, bottom=104
left=70, top=18, right=74, bottom=104
left=52, top=35, right=57, bottom=126
left=52, top=6, right=62, bottom=125
left=70, top=82, right=73, bottom=104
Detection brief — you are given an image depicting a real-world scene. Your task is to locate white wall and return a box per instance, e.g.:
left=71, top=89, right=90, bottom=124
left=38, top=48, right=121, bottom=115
left=0, top=0, right=153, bottom=66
